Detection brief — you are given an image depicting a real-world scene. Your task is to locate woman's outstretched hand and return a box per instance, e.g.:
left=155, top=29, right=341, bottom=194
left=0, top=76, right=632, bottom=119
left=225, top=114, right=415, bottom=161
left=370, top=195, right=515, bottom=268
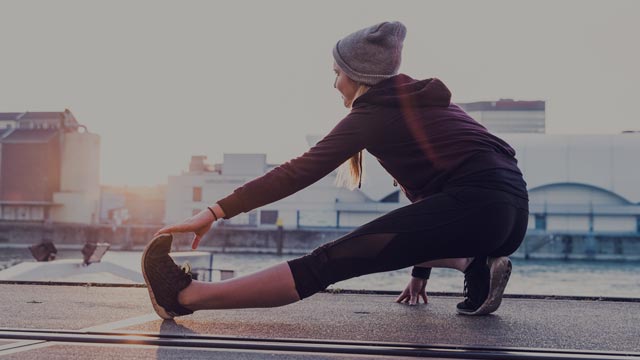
left=154, top=209, right=216, bottom=250
left=395, top=277, right=428, bottom=305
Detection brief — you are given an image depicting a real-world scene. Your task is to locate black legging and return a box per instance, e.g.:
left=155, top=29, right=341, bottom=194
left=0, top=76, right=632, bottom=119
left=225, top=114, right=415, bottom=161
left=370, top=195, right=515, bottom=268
left=287, top=186, right=529, bottom=299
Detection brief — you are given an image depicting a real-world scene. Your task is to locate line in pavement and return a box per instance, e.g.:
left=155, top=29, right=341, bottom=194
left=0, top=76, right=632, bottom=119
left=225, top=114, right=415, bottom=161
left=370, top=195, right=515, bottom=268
left=0, top=313, right=160, bottom=357
left=1, top=329, right=639, bottom=360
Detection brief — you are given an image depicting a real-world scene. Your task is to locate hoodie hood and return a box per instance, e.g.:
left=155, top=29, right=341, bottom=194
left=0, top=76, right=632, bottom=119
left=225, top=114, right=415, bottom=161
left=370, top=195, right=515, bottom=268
left=353, top=74, right=452, bottom=108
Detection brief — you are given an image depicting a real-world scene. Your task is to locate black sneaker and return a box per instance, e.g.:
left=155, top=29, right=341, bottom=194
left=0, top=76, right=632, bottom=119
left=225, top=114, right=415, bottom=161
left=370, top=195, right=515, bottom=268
left=456, top=256, right=489, bottom=314
left=456, top=256, right=512, bottom=316
left=141, top=234, right=194, bottom=320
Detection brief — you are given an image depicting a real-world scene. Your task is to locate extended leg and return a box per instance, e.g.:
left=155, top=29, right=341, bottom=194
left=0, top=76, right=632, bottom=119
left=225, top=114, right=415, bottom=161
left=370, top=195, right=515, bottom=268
left=178, top=262, right=299, bottom=310
left=142, top=234, right=299, bottom=319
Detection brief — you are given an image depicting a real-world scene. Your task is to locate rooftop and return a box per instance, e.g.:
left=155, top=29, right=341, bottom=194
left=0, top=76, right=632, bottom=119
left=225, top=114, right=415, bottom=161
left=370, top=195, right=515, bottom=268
left=0, top=110, right=80, bottom=127
left=0, top=129, right=59, bottom=144
left=0, top=128, right=13, bottom=139
left=18, top=112, right=64, bottom=120
left=459, top=99, right=545, bottom=112
left=0, top=113, right=22, bottom=121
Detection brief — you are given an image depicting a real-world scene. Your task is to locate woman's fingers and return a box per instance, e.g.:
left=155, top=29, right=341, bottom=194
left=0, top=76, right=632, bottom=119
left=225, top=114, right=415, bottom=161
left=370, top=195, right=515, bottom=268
left=155, top=223, right=191, bottom=236
left=153, top=226, right=172, bottom=237
left=396, top=291, right=422, bottom=305
left=397, top=278, right=429, bottom=305
left=395, top=291, right=409, bottom=303
left=192, top=234, right=202, bottom=250
left=409, top=293, right=418, bottom=305
left=154, top=218, right=203, bottom=237
left=153, top=214, right=213, bottom=250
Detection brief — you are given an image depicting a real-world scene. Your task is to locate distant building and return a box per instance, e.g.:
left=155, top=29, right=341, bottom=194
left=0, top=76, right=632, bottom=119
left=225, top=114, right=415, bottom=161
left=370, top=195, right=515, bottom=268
left=0, top=110, right=100, bottom=224
left=100, top=185, right=166, bottom=225
left=165, top=153, right=395, bottom=228
left=504, top=133, right=640, bottom=235
left=166, top=132, right=640, bottom=239
left=459, top=99, right=545, bottom=133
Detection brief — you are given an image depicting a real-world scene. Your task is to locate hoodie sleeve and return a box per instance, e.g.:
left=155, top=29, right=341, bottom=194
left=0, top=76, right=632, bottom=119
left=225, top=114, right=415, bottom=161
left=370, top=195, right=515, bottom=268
left=217, top=109, right=383, bottom=219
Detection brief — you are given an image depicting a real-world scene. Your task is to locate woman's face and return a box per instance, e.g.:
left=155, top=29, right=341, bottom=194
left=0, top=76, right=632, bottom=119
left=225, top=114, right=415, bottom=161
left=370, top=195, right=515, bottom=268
left=333, top=62, right=359, bottom=108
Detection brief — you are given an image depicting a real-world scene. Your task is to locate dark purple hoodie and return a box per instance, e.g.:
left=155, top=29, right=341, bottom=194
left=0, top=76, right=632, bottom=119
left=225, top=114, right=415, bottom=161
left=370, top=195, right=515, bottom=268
left=218, top=74, right=527, bottom=219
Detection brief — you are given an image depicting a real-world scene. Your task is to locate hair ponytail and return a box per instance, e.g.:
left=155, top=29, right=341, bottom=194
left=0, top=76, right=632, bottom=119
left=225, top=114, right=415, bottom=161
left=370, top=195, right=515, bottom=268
left=336, top=150, right=363, bottom=190
left=335, top=84, right=369, bottom=190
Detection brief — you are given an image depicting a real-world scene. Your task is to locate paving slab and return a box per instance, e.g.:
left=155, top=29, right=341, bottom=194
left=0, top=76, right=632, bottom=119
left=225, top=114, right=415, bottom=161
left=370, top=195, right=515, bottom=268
left=0, top=284, right=151, bottom=330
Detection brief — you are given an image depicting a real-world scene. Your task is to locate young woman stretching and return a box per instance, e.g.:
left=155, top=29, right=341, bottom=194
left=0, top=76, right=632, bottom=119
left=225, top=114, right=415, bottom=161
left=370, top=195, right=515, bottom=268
left=142, top=21, right=529, bottom=319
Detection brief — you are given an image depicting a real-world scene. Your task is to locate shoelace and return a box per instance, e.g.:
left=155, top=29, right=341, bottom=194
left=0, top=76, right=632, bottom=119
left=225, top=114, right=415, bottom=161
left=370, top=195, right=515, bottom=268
left=463, top=274, right=479, bottom=305
left=180, top=262, right=192, bottom=276
left=463, top=264, right=484, bottom=304
left=463, top=278, right=469, bottom=299
left=156, top=255, right=192, bottom=280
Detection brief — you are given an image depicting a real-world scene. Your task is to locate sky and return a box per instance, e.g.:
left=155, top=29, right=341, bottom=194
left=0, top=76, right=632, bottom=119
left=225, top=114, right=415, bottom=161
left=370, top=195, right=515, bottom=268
left=1, top=0, right=639, bottom=186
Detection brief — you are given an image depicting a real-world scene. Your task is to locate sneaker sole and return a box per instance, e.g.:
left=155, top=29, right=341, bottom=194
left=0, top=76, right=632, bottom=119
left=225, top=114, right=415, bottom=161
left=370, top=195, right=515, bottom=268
left=141, top=234, right=175, bottom=320
left=457, top=257, right=512, bottom=316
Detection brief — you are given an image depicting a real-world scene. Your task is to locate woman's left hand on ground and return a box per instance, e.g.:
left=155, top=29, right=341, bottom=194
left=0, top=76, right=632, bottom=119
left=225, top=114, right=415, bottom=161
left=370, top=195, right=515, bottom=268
left=154, top=209, right=215, bottom=250
left=395, top=277, right=428, bottom=305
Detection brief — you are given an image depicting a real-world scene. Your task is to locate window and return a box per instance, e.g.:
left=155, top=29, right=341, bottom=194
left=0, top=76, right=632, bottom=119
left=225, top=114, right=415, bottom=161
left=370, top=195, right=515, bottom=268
left=30, top=207, right=44, bottom=221
left=18, top=207, right=29, bottom=220
left=248, top=211, right=258, bottom=226
left=535, top=214, right=546, bottom=230
left=192, top=187, right=202, bottom=202
left=3, top=207, right=15, bottom=220
left=261, top=210, right=278, bottom=225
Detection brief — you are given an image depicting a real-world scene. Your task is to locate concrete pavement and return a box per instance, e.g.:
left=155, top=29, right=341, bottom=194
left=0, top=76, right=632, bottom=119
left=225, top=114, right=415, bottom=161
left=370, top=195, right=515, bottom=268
left=0, top=284, right=638, bottom=359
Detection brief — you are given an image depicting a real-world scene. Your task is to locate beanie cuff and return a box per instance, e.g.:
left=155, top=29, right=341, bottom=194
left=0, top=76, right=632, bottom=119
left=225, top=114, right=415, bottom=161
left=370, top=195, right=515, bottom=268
left=333, top=42, right=397, bottom=86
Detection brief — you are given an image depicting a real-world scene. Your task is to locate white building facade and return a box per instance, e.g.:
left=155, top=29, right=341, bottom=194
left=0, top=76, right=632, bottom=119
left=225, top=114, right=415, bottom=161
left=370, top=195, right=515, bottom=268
left=166, top=132, right=640, bottom=237
left=165, top=153, right=399, bottom=229
left=504, top=133, right=640, bottom=236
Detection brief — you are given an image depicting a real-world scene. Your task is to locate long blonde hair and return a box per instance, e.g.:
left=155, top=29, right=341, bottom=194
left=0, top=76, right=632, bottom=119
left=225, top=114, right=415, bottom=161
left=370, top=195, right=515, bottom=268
left=335, top=84, right=370, bottom=190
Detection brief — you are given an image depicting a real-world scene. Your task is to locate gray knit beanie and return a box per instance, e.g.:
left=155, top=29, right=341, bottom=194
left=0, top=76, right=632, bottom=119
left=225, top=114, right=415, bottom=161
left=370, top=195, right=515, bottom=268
left=332, top=21, right=406, bottom=86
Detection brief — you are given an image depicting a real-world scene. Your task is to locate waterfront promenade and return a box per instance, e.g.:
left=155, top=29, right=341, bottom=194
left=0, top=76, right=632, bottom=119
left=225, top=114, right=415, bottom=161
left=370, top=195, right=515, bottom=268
left=0, top=283, right=638, bottom=359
